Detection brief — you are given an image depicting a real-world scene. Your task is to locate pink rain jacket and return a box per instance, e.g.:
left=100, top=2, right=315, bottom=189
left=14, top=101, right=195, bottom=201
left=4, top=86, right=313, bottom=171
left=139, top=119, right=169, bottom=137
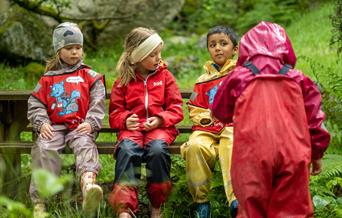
left=212, top=22, right=330, bottom=160
left=211, top=21, right=330, bottom=217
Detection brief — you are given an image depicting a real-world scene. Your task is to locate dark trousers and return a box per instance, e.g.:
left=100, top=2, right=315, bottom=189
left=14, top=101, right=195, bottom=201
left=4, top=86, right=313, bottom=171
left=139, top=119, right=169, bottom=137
left=108, top=139, right=172, bottom=214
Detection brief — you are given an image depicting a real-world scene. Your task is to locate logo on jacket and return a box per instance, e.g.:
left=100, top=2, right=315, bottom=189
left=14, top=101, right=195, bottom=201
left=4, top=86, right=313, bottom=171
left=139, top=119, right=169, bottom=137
left=50, top=81, right=80, bottom=116
left=153, top=80, right=163, bottom=87
left=66, top=76, right=84, bottom=84
left=207, top=85, right=218, bottom=105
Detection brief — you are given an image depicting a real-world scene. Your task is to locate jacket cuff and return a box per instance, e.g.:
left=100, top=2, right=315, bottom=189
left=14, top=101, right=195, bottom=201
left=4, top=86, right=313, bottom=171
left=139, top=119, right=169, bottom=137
left=84, top=119, right=99, bottom=132
left=34, top=119, right=51, bottom=132
left=312, top=148, right=324, bottom=160
left=197, top=112, right=213, bottom=127
left=120, top=112, right=133, bottom=130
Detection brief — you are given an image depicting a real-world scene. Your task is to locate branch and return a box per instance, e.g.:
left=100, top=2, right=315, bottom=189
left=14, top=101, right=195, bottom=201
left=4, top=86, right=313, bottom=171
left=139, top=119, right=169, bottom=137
left=11, top=0, right=133, bottom=22
left=11, top=0, right=64, bottom=22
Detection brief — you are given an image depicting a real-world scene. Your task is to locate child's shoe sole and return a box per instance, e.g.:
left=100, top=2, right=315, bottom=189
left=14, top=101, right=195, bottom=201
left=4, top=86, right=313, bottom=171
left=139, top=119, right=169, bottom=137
left=82, top=184, right=103, bottom=214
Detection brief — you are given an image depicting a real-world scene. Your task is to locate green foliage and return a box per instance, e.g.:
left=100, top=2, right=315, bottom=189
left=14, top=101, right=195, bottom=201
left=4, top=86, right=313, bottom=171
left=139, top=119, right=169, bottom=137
left=163, top=155, right=193, bottom=217
left=164, top=155, right=231, bottom=217
left=0, top=64, right=27, bottom=90
left=32, top=169, right=73, bottom=199
left=285, top=2, right=342, bottom=154
left=169, top=0, right=237, bottom=34
left=0, top=196, right=32, bottom=218
left=310, top=154, right=342, bottom=217
left=168, top=0, right=333, bottom=34
left=298, top=56, right=342, bottom=132
left=330, top=0, right=342, bottom=54
left=235, top=0, right=300, bottom=32
left=0, top=1, right=341, bottom=217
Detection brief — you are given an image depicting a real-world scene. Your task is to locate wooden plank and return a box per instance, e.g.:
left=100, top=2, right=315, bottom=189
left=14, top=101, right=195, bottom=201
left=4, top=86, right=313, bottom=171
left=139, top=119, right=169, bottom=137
left=0, top=90, right=31, bottom=100
left=24, top=125, right=193, bottom=133
left=0, top=141, right=182, bottom=154
left=0, top=90, right=192, bottom=100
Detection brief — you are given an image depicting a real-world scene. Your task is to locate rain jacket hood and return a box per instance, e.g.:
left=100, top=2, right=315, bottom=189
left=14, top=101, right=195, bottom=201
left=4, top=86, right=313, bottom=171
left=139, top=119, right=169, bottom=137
left=237, top=21, right=296, bottom=70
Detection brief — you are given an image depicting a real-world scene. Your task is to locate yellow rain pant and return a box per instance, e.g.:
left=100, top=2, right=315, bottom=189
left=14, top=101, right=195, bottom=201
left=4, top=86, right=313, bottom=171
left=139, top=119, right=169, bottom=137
left=181, top=127, right=235, bottom=203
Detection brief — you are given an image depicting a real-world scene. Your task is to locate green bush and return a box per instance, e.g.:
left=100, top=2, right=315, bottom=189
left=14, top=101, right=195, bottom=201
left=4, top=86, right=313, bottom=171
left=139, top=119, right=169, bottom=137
left=168, top=0, right=334, bottom=34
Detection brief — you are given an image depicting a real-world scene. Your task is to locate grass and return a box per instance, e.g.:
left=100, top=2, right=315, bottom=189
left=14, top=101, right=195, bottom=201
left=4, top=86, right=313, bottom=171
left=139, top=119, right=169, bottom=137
left=1, top=1, right=341, bottom=217
left=286, top=3, right=341, bottom=85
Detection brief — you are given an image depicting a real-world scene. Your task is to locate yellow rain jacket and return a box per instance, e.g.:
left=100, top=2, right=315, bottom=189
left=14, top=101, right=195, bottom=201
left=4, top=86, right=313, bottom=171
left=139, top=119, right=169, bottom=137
left=181, top=59, right=236, bottom=203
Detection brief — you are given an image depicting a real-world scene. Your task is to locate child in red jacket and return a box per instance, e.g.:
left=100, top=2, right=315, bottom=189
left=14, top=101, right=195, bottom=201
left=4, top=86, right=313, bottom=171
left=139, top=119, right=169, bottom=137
left=212, top=21, right=330, bottom=217
left=108, top=27, right=183, bottom=218
left=28, top=22, right=105, bottom=216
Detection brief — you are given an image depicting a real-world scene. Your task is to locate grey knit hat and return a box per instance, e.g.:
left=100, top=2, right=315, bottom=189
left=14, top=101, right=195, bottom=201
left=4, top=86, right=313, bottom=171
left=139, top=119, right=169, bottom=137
left=53, top=22, right=83, bottom=52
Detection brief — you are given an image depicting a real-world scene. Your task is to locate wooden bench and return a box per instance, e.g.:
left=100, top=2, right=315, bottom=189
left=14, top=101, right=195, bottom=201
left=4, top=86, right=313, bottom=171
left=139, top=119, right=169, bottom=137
left=0, top=90, right=192, bottom=197
left=0, top=90, right=192, bottom=153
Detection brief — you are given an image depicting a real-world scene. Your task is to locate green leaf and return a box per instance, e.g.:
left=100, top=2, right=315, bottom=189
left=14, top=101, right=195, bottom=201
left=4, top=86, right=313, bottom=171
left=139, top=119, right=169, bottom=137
left=313, top=195, right=332, bottom=208
left=32, top=169, right=73, bottom=199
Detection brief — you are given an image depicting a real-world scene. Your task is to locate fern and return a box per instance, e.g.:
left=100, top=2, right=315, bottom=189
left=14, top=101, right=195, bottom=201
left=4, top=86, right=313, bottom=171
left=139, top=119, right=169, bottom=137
left=319, top=154, right=342, bottom=181
left=310, top=154, right=342, bottom=217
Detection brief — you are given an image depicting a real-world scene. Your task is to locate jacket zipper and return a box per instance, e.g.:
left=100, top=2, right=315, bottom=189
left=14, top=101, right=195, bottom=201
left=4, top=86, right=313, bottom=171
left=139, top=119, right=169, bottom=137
left=144, top=78, right=149, bottom=120
left=143, top=70, right=158, bottom=121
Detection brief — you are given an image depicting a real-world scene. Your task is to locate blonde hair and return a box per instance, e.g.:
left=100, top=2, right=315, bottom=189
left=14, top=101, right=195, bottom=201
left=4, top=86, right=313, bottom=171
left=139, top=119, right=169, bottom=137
left=45, top=49, right=85, bottom=72
left=116, top=27, right=156, bottom=86
left=45, top=51, right=63, bottom=72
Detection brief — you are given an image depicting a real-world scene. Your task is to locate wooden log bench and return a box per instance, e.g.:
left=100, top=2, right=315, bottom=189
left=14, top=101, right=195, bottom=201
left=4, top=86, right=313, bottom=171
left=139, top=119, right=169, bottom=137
left=0, top=89, right=192, bottom=197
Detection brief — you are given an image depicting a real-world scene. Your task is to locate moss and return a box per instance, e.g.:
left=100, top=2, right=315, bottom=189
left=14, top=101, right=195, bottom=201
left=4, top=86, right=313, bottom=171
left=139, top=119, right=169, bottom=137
left=0, top=5, right=53, bottom=62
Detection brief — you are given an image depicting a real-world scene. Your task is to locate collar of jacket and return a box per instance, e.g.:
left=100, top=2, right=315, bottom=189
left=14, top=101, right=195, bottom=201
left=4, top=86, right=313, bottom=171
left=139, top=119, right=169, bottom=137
left=204, top=59, right=236, bottom=76
left=44, top=60, right=89, bottom=76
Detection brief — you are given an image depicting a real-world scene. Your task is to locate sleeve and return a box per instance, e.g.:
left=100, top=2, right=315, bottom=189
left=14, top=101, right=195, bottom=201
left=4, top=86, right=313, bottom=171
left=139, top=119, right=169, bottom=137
left=301, top=76, right=331, bottom=160
left=187, top=103, right=213, bottom=126
left=84, top=79, right=106, bottom=132
left=155, top=71, right=184, bottom=127
left=211, top=73, right=237, bottom=124
left=108, top=80, right=132, bottom=130
left=27, top=95, right=51, bottom=132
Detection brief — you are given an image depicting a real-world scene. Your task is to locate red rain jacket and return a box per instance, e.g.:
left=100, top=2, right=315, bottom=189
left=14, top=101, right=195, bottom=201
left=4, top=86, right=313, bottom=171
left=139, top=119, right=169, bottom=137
left=109, top=62, right=183, bottom=141
left=32, top=65, right=104, bottom=129
left=212, top=21, right=330, bottom=160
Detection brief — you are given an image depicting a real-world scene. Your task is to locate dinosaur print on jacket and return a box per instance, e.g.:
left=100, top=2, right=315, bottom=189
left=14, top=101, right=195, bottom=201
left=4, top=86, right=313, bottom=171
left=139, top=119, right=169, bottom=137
left=50, top=81, right=80, bottom=116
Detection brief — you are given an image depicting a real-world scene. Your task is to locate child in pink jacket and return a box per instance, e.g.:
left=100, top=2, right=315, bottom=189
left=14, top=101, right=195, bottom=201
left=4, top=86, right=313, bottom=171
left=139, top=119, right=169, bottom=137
left=212, top=21, right=330, bottom=217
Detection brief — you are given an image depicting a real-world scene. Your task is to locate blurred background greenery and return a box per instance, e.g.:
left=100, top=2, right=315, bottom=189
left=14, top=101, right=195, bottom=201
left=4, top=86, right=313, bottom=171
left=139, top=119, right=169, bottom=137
left=0, top=0, right=341, bottom=217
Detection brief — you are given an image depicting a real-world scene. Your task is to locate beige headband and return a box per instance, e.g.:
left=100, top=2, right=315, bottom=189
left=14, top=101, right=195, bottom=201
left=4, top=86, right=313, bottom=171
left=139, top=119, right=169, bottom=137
left=130, top=33, right=163, bottom=64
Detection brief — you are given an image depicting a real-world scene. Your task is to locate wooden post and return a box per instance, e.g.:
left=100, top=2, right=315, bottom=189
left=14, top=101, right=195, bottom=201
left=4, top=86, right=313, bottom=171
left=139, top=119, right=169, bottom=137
left=0, top=99, right=29, bottom=199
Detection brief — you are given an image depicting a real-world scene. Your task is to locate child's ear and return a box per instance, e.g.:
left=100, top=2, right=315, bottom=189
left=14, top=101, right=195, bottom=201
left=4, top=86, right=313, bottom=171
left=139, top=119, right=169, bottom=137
left=233, top=46, right=239, bottom=55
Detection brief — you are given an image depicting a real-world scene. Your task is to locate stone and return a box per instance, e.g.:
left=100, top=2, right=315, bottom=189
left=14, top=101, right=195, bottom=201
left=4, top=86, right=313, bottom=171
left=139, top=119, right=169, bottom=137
left=0, top=5, right=53, bottom=63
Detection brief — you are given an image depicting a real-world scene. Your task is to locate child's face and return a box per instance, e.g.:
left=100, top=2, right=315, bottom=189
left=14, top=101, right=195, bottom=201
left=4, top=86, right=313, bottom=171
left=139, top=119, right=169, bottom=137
left=207, top=33, right=237, bottom=67
left=137, top=44, right=162, bottom=73
left=59, top=44, right=83, bottom=66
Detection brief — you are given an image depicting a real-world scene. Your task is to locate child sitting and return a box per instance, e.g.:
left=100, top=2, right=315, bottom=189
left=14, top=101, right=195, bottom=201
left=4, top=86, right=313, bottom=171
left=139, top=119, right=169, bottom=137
left=181, top=25, right=239, bottom=218
left=107, top=27, right=183, bottom=218
left=28, top=22, right=105, bottom=216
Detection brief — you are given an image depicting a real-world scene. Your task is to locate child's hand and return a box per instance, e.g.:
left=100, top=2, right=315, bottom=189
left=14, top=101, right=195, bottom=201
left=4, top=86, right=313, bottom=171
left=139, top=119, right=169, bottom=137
left=144, top=116, right=162, bottom=131
left=310, top=159, right=322, bottom=175
left=126, top=114, right=140, bottom=131
left=40, top=123, right=54, bottom=140
left=76, top=122, right=92, bottom=134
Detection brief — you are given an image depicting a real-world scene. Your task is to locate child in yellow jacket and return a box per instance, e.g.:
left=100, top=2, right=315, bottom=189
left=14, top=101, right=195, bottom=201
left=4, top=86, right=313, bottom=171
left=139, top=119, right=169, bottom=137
left=181, top=25, right=238, bottom=218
